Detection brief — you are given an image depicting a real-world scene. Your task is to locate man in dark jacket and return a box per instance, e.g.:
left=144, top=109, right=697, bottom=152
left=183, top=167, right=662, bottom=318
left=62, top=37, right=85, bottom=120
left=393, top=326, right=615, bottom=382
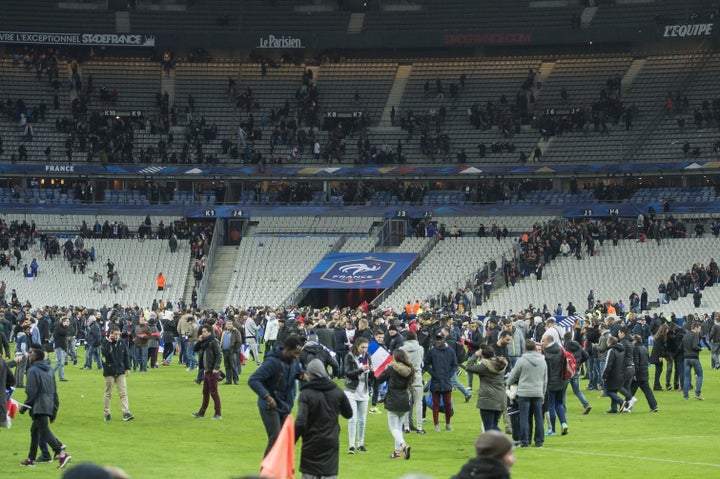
left=220, top=318, right=242, bottom=385
left=295, top=359, right=352, bottom=478
left=101, top=326, right=134, bottom=422
left=83, top=315, right=103, bottom=370
left=541, top=333, right=568, bottom=436
left=19, top=346, right=72, bottom=468
left=617, top=327, right=639, bottom=411
left=631, top=335, right=658, bottom=412
left=192, top=324, right=222, bottom=419
left=424, top=332, right=458, bottom=432
left=602, top=336, right=626, bottom=413
left=249, top=335, right=306, bottom=457
left=563, top=332, right=591, bottom=415
left=681, top=321, right=704, bottom=400
left=52, top=315, right=69, bottom=382
left=299, top=331, right=339, bottom=378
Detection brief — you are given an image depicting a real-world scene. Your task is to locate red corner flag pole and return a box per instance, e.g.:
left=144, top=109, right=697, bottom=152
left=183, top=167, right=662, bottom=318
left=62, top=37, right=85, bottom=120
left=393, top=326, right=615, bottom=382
left=260, top=414, right=295, bottom=479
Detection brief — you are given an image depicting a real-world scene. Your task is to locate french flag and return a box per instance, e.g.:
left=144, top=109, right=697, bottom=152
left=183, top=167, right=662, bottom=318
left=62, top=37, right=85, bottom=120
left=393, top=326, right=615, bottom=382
left=368, top=340, right=392, bottom=378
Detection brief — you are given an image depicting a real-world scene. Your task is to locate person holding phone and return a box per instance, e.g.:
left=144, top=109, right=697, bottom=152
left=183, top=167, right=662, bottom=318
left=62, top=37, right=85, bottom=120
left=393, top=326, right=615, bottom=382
left=344, top=337, right=373, bottom=454
left=192, top=324, right=223, bottom=419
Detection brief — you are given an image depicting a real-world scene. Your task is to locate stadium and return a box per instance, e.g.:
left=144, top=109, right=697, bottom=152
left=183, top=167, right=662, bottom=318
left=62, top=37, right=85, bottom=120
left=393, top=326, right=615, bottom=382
left=1, top=1, right=719, bottom=478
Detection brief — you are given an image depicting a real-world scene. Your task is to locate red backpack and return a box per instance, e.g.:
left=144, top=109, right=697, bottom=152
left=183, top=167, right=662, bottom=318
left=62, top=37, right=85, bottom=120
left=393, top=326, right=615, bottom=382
left=560, top=347, right=577, bottom=379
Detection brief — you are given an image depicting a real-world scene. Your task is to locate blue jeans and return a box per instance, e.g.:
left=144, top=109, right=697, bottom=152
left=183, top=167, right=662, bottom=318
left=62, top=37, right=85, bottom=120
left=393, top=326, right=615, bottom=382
left=597, top=359, right=606, bottom=390
left=138, top=346, right=149, bottom=372
left=587, top=357, right=600, bottom=388
left=85, top=345, right=102, bottom=369
left=683, top=358, right=703, bottom=398
left=518, top=396, right=544, bottom=447
left=185, top=342, right=197, bottom=369
left=480, top=409, right=501, bottom=432
left=569, top=373, right=590, bottom=408
left=52, top=347, right=66, bottom=380
left=451, top=372, right=470, bottom=398
left=606, top=390, right=624, bottom=412
left=547, top=388, right=567, bottom=432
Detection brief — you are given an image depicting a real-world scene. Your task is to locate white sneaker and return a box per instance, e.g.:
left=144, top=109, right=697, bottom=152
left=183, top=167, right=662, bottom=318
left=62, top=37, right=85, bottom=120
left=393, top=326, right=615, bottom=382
left=627, top=397, right=638, bottom=410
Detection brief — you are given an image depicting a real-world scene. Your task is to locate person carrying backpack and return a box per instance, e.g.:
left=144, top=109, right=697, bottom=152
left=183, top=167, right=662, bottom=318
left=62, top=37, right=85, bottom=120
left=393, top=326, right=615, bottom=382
left=541, top=333, right=569, bottom=436
left=563, top=332, right=591, bottom=415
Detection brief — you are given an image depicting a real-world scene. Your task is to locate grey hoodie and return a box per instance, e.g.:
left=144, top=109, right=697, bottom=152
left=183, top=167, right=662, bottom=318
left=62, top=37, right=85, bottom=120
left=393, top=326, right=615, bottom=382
left=506, top=350, right=547, bottom=398
left=400, top=339, right=425, bottom=385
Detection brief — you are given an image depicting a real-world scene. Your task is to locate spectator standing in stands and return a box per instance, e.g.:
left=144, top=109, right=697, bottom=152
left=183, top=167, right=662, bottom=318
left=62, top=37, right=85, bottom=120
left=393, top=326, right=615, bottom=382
left=101, top=326, right=134, bottom=422
left=192, top=324, right=223, bottom=419
left=156, top=272, right=166, bottom=292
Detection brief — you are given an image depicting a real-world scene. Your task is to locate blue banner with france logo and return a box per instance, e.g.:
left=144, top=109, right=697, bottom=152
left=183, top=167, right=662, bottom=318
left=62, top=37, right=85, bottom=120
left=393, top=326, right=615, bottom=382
left=299, top=253, right=419, bottom=289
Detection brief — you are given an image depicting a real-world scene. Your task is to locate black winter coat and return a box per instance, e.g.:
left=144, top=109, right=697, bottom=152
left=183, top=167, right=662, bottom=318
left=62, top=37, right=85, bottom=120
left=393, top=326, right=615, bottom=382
left=22, top=361, right=59, bottom=417
left=295, top=377, right=352, bottom=476
left=449, top=456, right=511, bottom=479
left=649, top=337, right=666, bottom=364
left=633, top=343, right=650, bottom=382
left=377, top=362, right=413, bottom=413
left=603, top=343, right=626, bottom=391
left=102, top=336, right=131, bottom=377
left=424, top=344, right=458, bottom=392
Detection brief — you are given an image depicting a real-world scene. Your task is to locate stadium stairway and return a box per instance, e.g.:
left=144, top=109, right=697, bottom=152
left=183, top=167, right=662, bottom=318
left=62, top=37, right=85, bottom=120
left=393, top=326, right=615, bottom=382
left=379, top=64, right=412, bottom=128
left=161, top=68, right=176, bottom=109
left=347, top=12, right=365, bottom=34
left=580, top=6, right=597, bottom=28
left=116, top=10, right=130, bottom=33
left=201, top=245, right=239, bottom=310
left=621, top=58, right=647, bottom=93
left=530, top=61, right=555, bottom=103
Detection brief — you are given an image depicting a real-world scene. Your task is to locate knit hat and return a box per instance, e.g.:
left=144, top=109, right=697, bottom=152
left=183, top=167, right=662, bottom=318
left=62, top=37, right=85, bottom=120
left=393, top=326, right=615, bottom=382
left=62, top=463, right=112, bottom=479
left=474, top=430, right=513, bottom=459
left=306, top=359, right=328, bottom=380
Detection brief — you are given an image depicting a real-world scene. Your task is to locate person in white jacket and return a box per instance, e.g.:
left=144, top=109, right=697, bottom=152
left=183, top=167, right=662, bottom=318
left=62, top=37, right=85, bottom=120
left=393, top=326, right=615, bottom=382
left=400, top=331, right=426, bottom=434
left=263, top=312, right=279, bottom=356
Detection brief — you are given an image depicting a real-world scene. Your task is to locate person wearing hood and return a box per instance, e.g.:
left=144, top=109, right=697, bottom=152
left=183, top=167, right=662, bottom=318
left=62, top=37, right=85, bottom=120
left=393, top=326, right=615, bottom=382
left=541, top=333, right=568, bottom=436
left=376, top=349, right=414, bottom=460
left=450, top=430, right=515, bottom=479
left=295, top=359, right=352, bottom=478
left=19, top=346, right=72, bottom=468
left=400, top=331, right=426, bottom=434
left=465, top=346, right=509, bottom=432
left=602, top=336, right=626, bottom=413
left=506, top=339, right=547, bottom=448
left=248, top=335, right=306, bottom=457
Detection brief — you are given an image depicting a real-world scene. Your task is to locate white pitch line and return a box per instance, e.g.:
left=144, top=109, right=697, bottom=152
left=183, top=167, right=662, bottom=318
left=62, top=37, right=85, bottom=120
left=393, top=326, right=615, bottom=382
left=544, top=448, right=720, bottom=467
left=555, top=435, right=717, bottom=445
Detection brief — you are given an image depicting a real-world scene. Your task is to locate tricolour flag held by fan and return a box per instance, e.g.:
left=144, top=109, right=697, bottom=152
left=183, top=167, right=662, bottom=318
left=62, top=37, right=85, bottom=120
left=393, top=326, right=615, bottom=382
left=368, top=340, right=392, bottom=378
left=557, top=316, right=582, bottom=333
left=260, top=414, right=295, bottom=479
